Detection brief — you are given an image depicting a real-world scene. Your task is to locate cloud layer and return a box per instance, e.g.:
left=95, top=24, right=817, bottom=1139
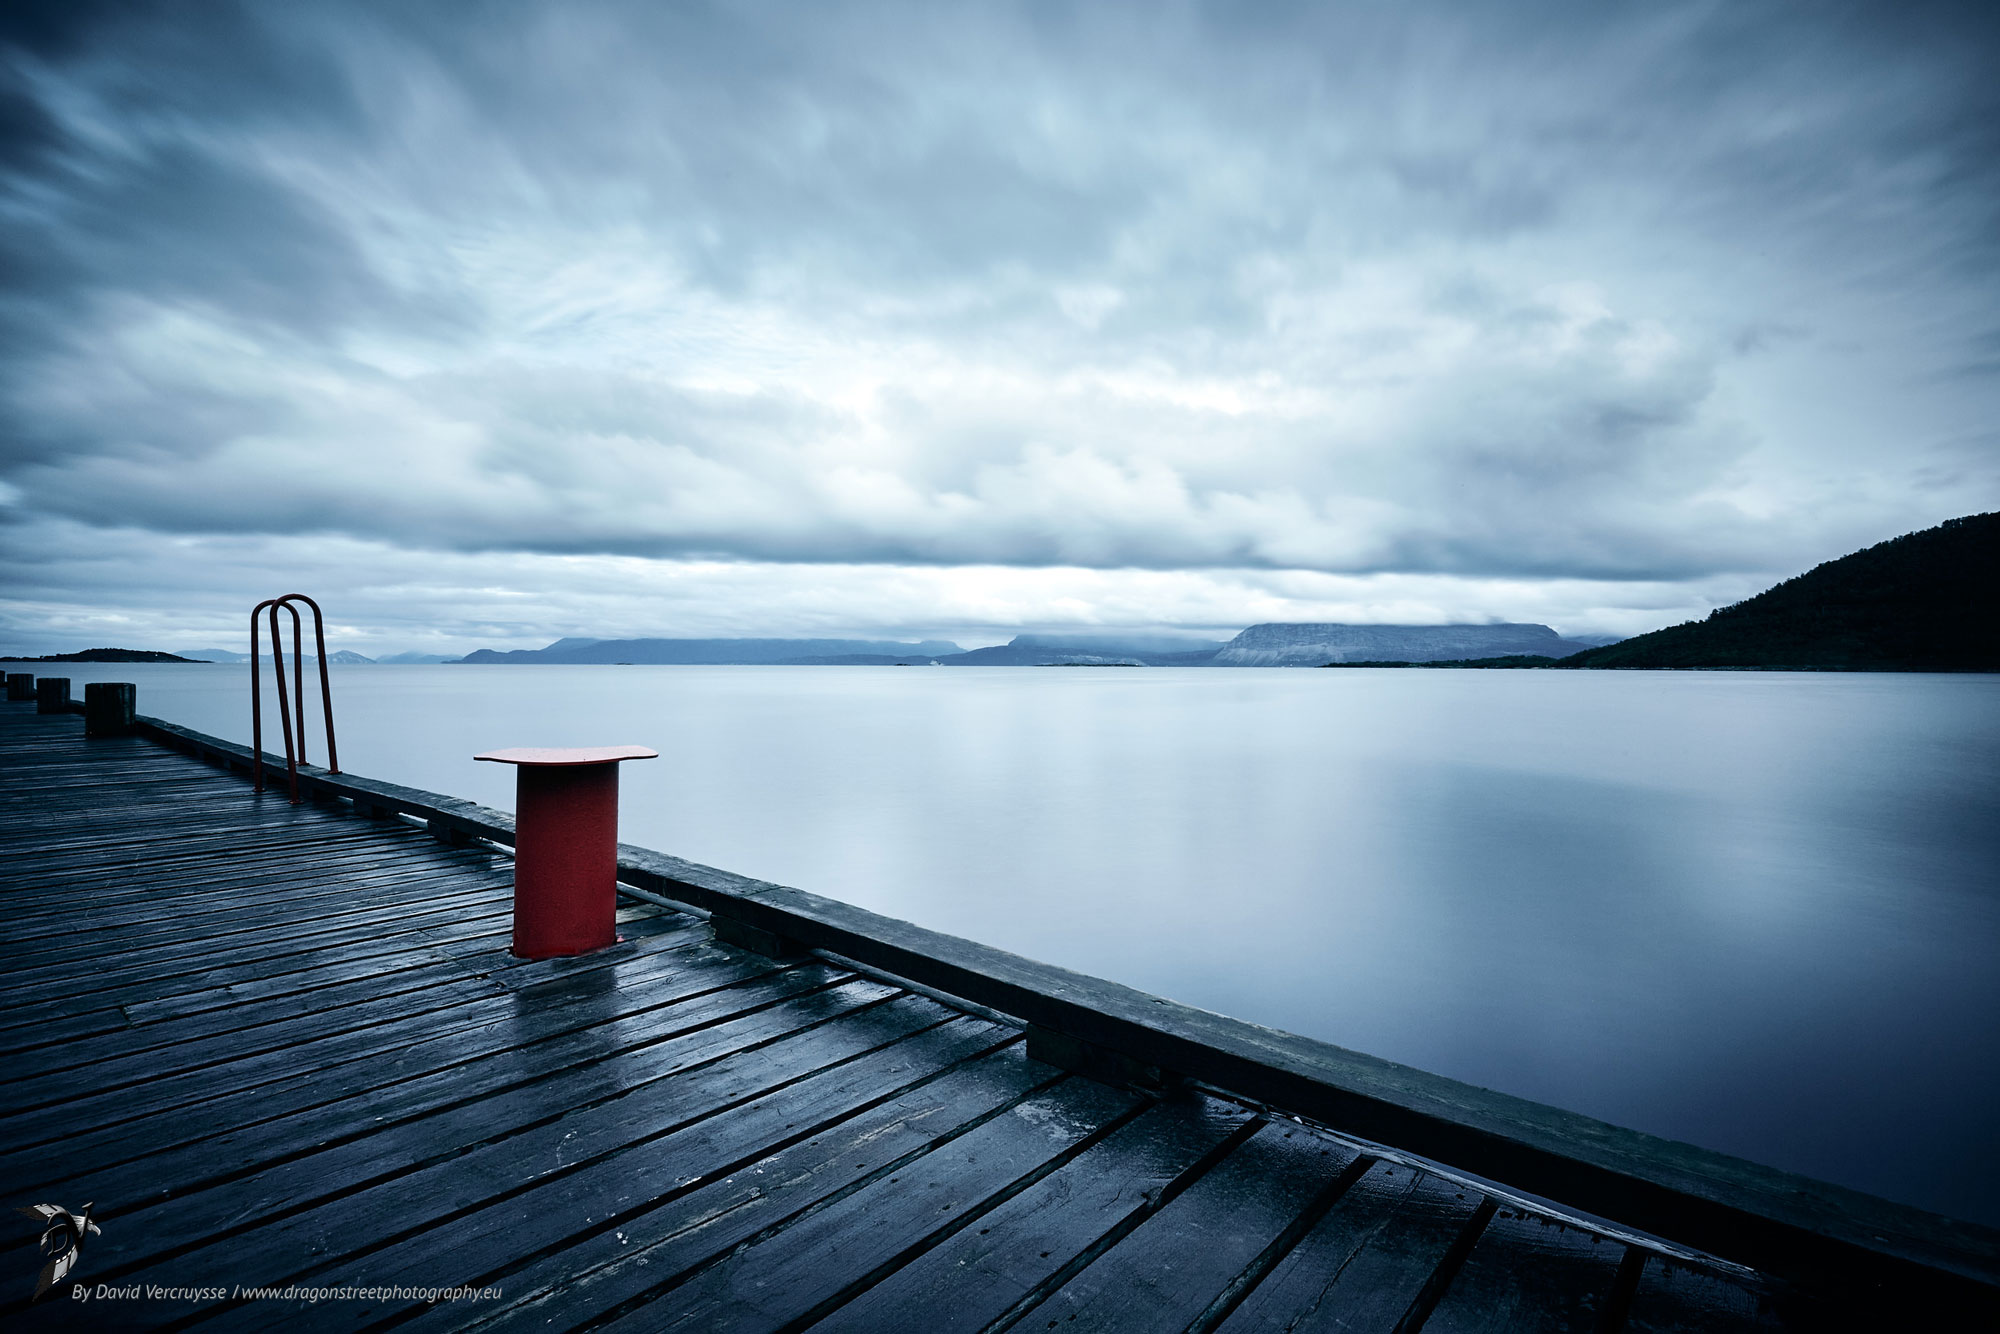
left=1, top=0, right=1995, bottom=650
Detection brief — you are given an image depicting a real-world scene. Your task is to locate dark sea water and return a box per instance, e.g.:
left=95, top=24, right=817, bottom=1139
left=14, top=662, right=1999, bottom=1226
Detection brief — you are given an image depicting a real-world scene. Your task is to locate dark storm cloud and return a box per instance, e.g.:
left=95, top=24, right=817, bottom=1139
left=0, top=0, right=1995, bottom=639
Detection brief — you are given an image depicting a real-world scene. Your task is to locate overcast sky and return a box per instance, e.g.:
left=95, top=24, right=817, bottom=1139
left=1, top=0, right=1994, bottom=655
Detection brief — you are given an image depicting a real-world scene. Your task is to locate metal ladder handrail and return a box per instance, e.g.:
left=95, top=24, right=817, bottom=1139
left=250, top=593, right=340, bottom=802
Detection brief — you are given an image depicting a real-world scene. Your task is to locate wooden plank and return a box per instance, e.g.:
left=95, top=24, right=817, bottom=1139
left=0, top=808, right=382, bottom=867
left=999, top=1119, right=1363, bottom=1333
left=3, top=950, right=510, bottom=1087
left=804, top=1090, right=1258, bottom=1334
left=1622, top=1255, right=1791, bottom=1332
left=0, top=815, right=390, bottom=866
left=0, top=911, right=521, bottom=1044
left=1418, top=1207, right=1627, bottom=1333
left=0, top=842, right=505, bottom=924
left=1214, top=1159, right=1488, bottom=1334
left=72, top=988, right=944, bottom=1299
left=589, top=1074, right=1144, bottom=1334
left=0, top=840, right=495, bottom=923
left=9, top=960, right=856, bottom=1203
left=0, top=888, right=510, bottom=1008
left=0, top=959, right=514, bottom=1111
left=0, top=819, right=422, bottom=872
left=0, top=877, right=507, bottom=989
left=209, top=1022, right=1031, bottom=1332
left=0, top=909, right=516, bottom=1039
left=0, top=868, right=506, bottom=984
left=6, top=843, right=491, bottom=907
left=0, top=935, right=768, bottom=1195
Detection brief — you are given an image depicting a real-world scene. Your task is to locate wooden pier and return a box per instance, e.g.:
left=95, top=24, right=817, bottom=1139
left=1, top=692, right=1994, bottom=1330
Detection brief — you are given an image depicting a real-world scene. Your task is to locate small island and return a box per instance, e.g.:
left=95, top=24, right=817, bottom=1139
left=9, top=648, right=208, bottom=663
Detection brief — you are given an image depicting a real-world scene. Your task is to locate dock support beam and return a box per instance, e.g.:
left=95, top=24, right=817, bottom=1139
left=5, top=673, right=32, bottom=701
left=1026, top=1025, right=1169, bottom=1091
left=711, top=916, right=808, bottom=960
left=428, top=820, right=473, bottom=847
left=35, top=677, right=69, bottom=715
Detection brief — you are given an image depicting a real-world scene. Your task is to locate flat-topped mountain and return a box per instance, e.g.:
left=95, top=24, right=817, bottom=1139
left=1563, top=512, right=1999, bottom=670
left=1217, top=622, right=1598, bottom=666
left=925, top=634, right=1227, bottom=667
left=448, top=627, right=1608, bottom=668
left=181, top=648, right=380, bottom=664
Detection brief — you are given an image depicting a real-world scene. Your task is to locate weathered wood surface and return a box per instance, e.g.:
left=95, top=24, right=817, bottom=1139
left=0, top=702, right=1971, bottom=1329
left=118, top=713, right=2000, bottom=1308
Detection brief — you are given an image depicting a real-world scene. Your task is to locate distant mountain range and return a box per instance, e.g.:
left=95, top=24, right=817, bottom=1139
left=1559, top=512, right=1998, bottom=670
left=179, top=648, right=399, bottom=664
left=456, top=637, right=965, bottom=665
left=1216, top=623, right=1603, bottom=666
left=844, top=634, right=1230, bottom=667
left=449, top=626, right=1599, bottom=667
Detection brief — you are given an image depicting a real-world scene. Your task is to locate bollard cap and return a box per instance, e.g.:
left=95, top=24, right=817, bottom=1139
left=474, top=745, right=658, bottom=766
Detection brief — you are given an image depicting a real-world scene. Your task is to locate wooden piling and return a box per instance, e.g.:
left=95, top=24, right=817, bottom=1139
left=34, top=676, right=68, bottom=714
left=84, top=681, right=136, bottom=737
left=4, top=672, right=31, bottom=701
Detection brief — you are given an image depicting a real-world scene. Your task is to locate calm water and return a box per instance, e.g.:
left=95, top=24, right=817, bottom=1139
left=13, top=662, right=1999, bottom=1225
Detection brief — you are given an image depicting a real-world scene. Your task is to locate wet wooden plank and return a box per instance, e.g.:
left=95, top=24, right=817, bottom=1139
left=0, top=848, right=498, bottom=930
left=1215, top=1159, right=1488, bottom=1334
left=215, top=1022, right=1031, bottom=1332
left=1623, top=1255, right=1789, bottom=1332
left=1, top=913, right=512, bottom=1030
left=0, top=829, right=440, bottom=893
left=804, top=1091, right=1258, bottom=1334
left=1, top=960, right=510, bottom=1090
left=1419, top=1207, right=1628, bottom=1333
left=0, top=888, right=511, bottom=1009
left=21, top=973, right=899, bottom=1229
left=86, top=990, right=951, bottom=1306
left=0, top=877, right=507, bottom=986
left=1003, top=1119, right=1365, bottom=1332
left=0, top=910, right=521, bottom=1043
left=592, top=1074, right=1144, bottom=1334
left=0, top=940, right=783, bottom=1197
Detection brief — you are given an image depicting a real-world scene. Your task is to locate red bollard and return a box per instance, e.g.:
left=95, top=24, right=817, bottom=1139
left=474, top=745, right=659, bottom=959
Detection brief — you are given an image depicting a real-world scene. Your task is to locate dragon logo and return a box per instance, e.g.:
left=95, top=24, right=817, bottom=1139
left=17, top=1202, right=100, bottom=1301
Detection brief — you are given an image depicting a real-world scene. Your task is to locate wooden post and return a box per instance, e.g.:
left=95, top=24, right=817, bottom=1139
left=5, top=673, right=32, bottom=701
left=35, top=677, right=69, bottom=714
left=85, top=682, right=136, bottom=737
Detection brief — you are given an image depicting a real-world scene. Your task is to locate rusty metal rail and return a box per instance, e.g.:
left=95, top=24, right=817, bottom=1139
left=249, top=593, right=340, bottom=802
